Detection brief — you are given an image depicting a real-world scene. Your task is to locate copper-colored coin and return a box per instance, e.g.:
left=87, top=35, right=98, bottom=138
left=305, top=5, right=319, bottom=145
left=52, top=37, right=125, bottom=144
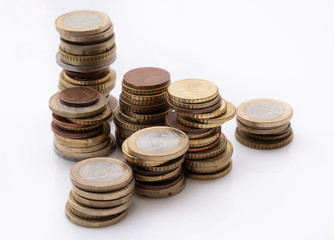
left=64, top=69, right=110, bottom=80
left=59, top=87, right=100, bottom=107
left=135, top=173, right=183, bottom=191
left=52, top=113, right=87, bottom=129
left=167, top=96, right=221, bottom=114
left=187, top=136, right=220, bottom=152
left=165, top=112, right=209, bottom=134
left=123, top=67, right=170, bottom=90
left=119, top=94, right=168, bottom=113
left=51, top=121, right=103, bottom=139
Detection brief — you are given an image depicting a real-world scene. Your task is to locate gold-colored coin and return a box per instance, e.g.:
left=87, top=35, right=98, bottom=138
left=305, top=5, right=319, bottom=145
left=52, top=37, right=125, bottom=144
left=70, top=157, right=133, bottom=192
left=49, top=91, right=106, bottom=118
left=236, top=119, right=291, bottom=135
left=72, top=178, right=135, bottom=201
left=114, top=107, right=154, bottom=131
left=59, top=73, right=116, bottom=91
left=54, top=136, right=112, bottom=153
left=67, top=202, right=105, bottom=220
left=117, top=107, right=161, bottom=125
left=185, top=160, right=232, bottom=180
left=168, top=94, right=221, bottom=109
left=178, top=100, right=227, bottom=119
left=235, top=127, right=293, bottom=149
left=244, top=128, right=293, bottom=141
left=62, top=68, right=115, bottom=86
left=168, top=79, right=218, bottom=104
left=71, top=190, right=134, bottom=209
left=65, top=202, right=128, bottom=228
left=186, top=127, right=219, bottom=140
left=188, top=130, right=220, bottom=148
left=129, top=155, right=184, bottom=172
left=121, top=92, right=166, bottom=106
left=115, top=128, right=134, bottom=140
left=185, top=134, right=227, bottom=160
left=127, top=126, right=189, bottom=161
left=120, top=106, right=171, bottom=124
left=67, top=106, right=112, bottom=126
left=122, top=81, right=168, bottom=95
left=237, top=98, right=293, bottom=128
left=121, top=90, right=167, bottom=102
left=134, top=166, right=182, bottom=182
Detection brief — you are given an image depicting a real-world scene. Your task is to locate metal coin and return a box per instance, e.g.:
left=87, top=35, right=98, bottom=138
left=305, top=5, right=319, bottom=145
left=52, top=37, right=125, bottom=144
left=185, top=160, right=232, bottom=180
left=165, top=111, right=209, bottom=134
left=59, top=87, right=100, bottom=107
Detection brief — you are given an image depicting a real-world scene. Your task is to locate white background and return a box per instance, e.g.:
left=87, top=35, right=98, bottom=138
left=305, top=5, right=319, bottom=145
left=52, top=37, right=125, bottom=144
left=0, top=0, right=333, bottom=239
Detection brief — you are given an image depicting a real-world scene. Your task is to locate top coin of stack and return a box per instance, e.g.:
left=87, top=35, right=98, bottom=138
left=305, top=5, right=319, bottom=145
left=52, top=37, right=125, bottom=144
left=114, top=67, right=171, bottom=145
left=167, top=79, right=236, bottom=180
left=235, top=98, right=293, bottom=149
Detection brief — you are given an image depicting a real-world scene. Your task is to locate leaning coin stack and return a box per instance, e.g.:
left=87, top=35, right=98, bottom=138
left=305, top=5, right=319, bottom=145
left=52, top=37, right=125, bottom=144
left=235, top=98, right=293, bottom=149
left=166, top=79, right=236, bottom=180
left=49, top=87, right=115, bottom=161
left=114, top=67, right=171, bottom=146
left=122, top=127, right=189, bottom=198
left=55, top=10, right=117, bottom=105
left=65, top=157, right=134, bottom=228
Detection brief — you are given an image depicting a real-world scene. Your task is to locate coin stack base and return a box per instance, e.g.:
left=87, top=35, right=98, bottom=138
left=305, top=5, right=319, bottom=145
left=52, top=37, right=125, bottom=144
left=235, top=98, right=293, bottom=149
left=65, top=158, right=134, bottom=228
left=122, top=127, right=189, bottom=198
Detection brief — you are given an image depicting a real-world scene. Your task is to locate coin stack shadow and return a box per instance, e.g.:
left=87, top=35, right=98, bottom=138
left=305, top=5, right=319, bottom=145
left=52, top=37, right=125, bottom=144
left=235, top=98, right=293, bottom=149
left=55, top=10, right=117, bottom=109
left=166, top=79, right=236, bottom=180
left=122, top=127, right=189, bottom=198
left=65, top=157, right=134, bottom=228
left=49, top=87, right=115, bottom=161
left=114, top=67, right=172, bottom=146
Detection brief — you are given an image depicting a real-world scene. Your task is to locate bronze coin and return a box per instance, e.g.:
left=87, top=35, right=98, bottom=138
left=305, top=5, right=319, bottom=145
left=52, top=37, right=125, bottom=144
left=187, top=136, right=220, bottom=152
left=122, top=67, right=170, bottom=90
left=129, top=163, right=176, bottom=176
left=119, top=94, right=169, bottom=113
left=64, top=68, right=110, bottom=80
left=135, top=173, right=182, bottom=191
left=165, top=112, right=209, bottom=134
left=52, top=113, right=86, bottom=129
left=59, top=87, right=100, bottom=107
left=51, top=121, right=103, bottom=139
left=167, top=97, right=222, bottom=114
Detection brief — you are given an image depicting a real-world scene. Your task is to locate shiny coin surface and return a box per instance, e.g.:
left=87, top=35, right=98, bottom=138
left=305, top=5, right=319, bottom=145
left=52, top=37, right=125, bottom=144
left=59, top=87, right=100, bottom=107
left=167, top=96, right=222, bottom=114
left=236, top=119, right=291, bottom=135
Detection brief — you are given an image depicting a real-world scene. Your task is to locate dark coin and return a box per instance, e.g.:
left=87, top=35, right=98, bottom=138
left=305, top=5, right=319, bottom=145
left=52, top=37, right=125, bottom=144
left=135, top=173, right=182, bottom=191
left=51, top=121, right=104, bottom=139
left=165, top=112, right=209, bottom=134
left=123, top=67, right=170, bottom=89
left=64, top=69, right=110, bottom=80
left=59, top=87, right=100, bottom=107
left=52, top=113, right=86, bottom=129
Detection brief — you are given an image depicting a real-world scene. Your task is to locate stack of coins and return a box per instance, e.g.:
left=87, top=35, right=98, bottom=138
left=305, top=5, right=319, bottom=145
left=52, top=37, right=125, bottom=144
left=166, top=79, right=236, bottom=180
left=55, top=10, right=117, bottom=105
left=114, top=67, right=171, bottom=146
left=122, top=126, right=189, bottom=198
left=235, top=98, right=293, bottom=149
left=65, top=157, right=134, bottom=228
left=49, top=87, right=115, bottom=161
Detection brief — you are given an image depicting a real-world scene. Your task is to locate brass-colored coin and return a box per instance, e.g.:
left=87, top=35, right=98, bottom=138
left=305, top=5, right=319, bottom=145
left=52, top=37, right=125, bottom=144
left=235, top=127, right=293, bottom=149
left=70, top=157, right=133, bottom=192
left=187, top=127, right=219, bottom=140
left=168, top=94, right=221, bottom=109
left=127, top=126, right=189, bottom=161
left=114, top=107, right=155, bottom=131
left=178, top=100, right=227, bottom=119
left=134, top=166, right=182, bottom=182
left=67, top=202, right=106, bottom=220
left=121, top=90, right=167, bottom=102
left=71, top=190, right=134, bottom=209
left=49, top=91, right=106, bottom=118
left=185, top=134, right=227, bottom=160
left=55, top=10, right=111, bottom=38
left=122, top=82, right=168, bottom=95
left=129, top=155, right=184, bottom=172
left=117, top=107, right=162, bottom=125
left=52, top=113, right=102, bottom=132
left=120, top=106, right=171, bottom=124
left=62, top=68, right=115, bottom=86
left=58, top=45, right=116, bottom=67
left=188, top=130, right=220, bottom=148
left=135, top=173, right=186, bottom=198
left=237, top=98, right=293, bottom=128
left=115, top=127, right=135, bottom=139
left=72, top=178, right=135, bottom=201
left=116, top=134, right=125, bottom=147
left=244, top=127, right=293, bottom=141
left=119, top=94, right=168, bottom=113
left=236, top=119, right=291, bottom=135
left=168, top=78, right=218, bottom=104
left=185, top=160, right=232, bottom=180
left=65, top=202, right=128, bottom=228
left=167, top=96, right=222, bottom=114
left=67, top=106, right=112, bottom=126
left=187, top=136, right=220, bottom=152
left=121, top=92, right=166, bottom=106
left=60, top=24, right=114, bottom=43
left=60, top=34, right=115, bottom=56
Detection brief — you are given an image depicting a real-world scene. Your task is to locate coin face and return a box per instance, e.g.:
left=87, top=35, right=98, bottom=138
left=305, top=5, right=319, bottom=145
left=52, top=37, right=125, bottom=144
left=59, top=87, right=99, bottom=107
left=168, top=79, right=218, bottom=103
left=78, top=162, right=123, bottom=183
left=237, top=98, right=293, bottom=128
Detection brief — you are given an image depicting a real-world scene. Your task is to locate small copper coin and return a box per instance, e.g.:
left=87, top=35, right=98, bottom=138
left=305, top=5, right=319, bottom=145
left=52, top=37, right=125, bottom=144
left=135, top=173, right=183, bottom=191
left=64, top=69, right=110, bottom=80
left=123, top=67, right=170, bottom=90
left=187, top=136, right=220, bottom=152
left=165, top=112, right=209, bottom=134
left=51, top=121, right=103, bottom=139
left=52, top=113, right=86, bottom=129
left=59, top=87, right=100, bottom=107
left=167, top=97, right=221, bottom=114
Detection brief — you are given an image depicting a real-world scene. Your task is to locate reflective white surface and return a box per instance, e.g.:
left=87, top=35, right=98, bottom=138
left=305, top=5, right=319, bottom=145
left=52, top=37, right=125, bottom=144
left=0, top=0, right=334, bottom=239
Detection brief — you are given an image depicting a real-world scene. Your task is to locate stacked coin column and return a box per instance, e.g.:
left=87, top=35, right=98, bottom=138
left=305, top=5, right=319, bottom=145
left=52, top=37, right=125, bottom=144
left=114, top=67, right=171, bottom=146
left=166, top=79, right=236, bottom=180
left=65, top=157, right=134, bottom=227
left=49, top=87, right=115, bottom=161
left=121, top=127, right=189, bottom=198
left=55, top=10, right=117, bottom=109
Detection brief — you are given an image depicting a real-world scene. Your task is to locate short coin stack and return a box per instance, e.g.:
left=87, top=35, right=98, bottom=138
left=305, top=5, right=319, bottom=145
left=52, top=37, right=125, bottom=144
left=114, top=67, right=171, bottom=146
left=167, top=79, right=236, bottom=180
left=235, top=98, right=293, bottom=149
left=49, top=87, right=115, bottom=161
left=55, top=10, right=117, bottom=105
left=122, top=126, right=189, bottom=198
left=65, top=157, right=134, bottom=228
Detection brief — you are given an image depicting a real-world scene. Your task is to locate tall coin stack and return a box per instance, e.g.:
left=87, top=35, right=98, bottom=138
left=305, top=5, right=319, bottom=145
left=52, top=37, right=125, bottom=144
left=114, top=67, right=171, bottom=146
left=166, top=79, right=236, bottom=180
left=65, top=157, right=134, bottom=228
left=235, top=98, right=293, bottom=149
left=122, top=127, right=189, bottom=198
left=49, top=87, right=115, bottom=161
left=55, top=10, right=117, bottom=106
